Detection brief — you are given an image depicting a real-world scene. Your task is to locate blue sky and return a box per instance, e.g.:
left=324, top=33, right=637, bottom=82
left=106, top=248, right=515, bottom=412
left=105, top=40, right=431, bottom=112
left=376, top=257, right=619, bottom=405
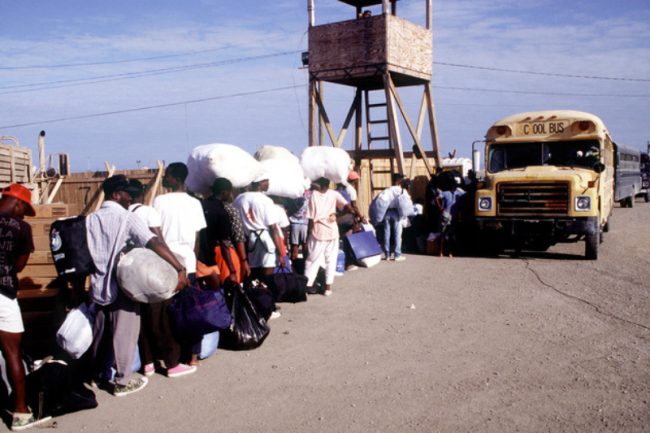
left=0, top=0, right=648, bottom=172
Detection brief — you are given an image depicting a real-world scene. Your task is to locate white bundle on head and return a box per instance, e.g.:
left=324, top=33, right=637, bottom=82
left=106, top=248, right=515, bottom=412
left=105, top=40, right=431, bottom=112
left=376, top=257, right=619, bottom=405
left=185, top=143, right=264, bottom=193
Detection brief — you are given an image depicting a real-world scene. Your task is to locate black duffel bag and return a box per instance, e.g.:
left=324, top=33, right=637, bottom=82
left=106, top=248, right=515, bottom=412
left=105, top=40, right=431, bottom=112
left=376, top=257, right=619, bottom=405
left=25, top=361, right=98, bottom=418
left=50, top=216, right=96, bottom=278
left=267, top=269, right=308, bottom=303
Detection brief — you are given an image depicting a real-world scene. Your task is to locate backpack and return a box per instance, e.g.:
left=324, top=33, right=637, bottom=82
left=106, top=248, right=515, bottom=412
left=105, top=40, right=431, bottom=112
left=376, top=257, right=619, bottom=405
left=50, top=216, right=96, bottom=278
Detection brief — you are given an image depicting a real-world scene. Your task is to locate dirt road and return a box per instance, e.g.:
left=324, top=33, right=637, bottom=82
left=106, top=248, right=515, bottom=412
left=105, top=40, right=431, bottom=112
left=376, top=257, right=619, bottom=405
left=34, top=202, right=650, bottom=432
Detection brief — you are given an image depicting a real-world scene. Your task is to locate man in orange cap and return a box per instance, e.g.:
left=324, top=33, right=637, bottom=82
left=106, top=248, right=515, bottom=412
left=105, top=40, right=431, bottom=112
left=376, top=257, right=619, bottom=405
left=0, top=184, right=52, bottom=430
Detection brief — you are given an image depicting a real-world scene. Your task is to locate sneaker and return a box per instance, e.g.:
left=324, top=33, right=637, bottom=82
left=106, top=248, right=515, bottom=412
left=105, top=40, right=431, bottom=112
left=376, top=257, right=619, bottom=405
left=270, top=311, right=282, bottom=320
left=346, top=265, right=358, bottom=271
left=143, top=363, right=155, bottom=377
left=114, top=377, right=148, bottom=397
left=11, top=412, right=52, bottom=431
left=394, top=256, right=406, bottom=262
left=306, top=286, right=318, bottom=295
left=323, top=289, right=332, bottom=297
left=167, top=363, right=197, bottom=378
left=381, top=254, right=389, bottom=260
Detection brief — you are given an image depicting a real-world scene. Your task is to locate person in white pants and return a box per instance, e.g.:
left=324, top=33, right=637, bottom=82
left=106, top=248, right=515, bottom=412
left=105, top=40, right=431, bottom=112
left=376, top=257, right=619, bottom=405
left=304, top=177, right=354, bottom=296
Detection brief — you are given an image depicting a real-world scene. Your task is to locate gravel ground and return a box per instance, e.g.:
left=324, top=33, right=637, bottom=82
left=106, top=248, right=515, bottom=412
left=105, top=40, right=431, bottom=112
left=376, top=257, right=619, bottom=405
left=14, top=201, right=650, bottom=432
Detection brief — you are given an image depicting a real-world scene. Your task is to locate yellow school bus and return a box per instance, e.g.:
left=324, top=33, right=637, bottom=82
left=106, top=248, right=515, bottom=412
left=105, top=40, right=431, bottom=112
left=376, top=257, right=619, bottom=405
left=474, top=110, right=614, bottom=259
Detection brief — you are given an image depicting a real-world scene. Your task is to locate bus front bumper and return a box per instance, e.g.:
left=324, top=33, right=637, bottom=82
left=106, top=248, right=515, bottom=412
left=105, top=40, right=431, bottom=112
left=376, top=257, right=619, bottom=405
left=475, top=217, right=599, bottom=237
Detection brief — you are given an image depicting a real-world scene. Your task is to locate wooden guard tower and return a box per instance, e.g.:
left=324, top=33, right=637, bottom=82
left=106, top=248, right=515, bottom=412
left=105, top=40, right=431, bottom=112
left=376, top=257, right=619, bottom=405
left=307, top=0, right=442, bottom=197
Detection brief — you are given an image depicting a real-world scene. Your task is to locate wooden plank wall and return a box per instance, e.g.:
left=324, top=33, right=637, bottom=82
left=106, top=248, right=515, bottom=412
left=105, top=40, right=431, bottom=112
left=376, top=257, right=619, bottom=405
left=386, top=14, right=432, bottom=76
left=309, top=14, right=432, bottom=81
left=48, top=168, right=165, bottom=214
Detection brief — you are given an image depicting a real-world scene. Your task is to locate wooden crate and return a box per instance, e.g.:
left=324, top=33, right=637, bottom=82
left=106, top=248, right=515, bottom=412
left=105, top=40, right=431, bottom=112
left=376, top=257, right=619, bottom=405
left=27, top=204, right=77, bottom=220
left=28, top=251, right=53, bottom=264
left=19, top=263, right=58, bottom=279
left=33, top=236, right=50, bottom=252
left=28, top=219, right=53, bottom=237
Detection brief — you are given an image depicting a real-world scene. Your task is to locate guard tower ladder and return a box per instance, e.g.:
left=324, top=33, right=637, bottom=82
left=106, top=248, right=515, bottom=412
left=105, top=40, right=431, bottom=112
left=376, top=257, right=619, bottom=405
left=364, top=89, right=394, bottom=195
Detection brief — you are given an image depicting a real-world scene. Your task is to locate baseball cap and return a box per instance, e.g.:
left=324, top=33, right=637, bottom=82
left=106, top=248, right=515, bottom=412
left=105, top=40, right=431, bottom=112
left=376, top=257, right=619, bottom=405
left=103, top=174, right=139, bottom=196
left=348, top=171, right=360, bottom=181
left=1, top=184, right=36, bottom=216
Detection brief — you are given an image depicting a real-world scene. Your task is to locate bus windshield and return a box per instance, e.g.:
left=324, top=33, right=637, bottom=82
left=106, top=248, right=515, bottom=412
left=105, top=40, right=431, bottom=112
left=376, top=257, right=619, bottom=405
left=488, top=139, right=601, bottom=173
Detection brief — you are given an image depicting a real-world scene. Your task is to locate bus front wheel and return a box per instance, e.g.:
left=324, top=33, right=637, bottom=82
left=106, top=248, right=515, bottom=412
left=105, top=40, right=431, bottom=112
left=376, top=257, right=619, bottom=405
left=585, top=218, right=600, bottom=260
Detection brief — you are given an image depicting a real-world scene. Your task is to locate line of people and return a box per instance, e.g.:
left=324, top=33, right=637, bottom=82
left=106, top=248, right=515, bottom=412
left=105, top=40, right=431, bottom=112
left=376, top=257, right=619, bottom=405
left=0, top=164, right=415, bottom=430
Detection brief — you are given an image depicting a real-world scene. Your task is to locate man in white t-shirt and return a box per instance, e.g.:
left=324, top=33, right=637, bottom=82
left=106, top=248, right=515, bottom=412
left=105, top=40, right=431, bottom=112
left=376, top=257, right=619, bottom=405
left=152, top=163, right=207, bottom=372
left=232, top=175, right=286, bottom=280
left=127, top=179, right=162, bottom=238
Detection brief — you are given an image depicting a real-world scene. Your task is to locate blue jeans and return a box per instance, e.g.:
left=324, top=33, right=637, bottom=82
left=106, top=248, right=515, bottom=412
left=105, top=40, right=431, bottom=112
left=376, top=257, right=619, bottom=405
left=382, top=209, right=402, bottom=258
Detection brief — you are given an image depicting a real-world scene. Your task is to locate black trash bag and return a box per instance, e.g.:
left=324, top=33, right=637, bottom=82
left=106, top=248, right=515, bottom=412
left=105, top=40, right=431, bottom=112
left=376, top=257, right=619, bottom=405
left=25, top=361, right=98, bottom=418
left=219, top=282, right=271, bottom=351
left=245, top=279, right=275, bottom=321
left=266, top=269, right=308, bottom=303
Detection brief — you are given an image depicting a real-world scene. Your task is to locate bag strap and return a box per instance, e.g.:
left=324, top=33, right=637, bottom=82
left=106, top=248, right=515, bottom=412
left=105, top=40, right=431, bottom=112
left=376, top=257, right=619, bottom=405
left=247, top=229, right=268, bottom=253
left=131, top=204, right=143, bottom=213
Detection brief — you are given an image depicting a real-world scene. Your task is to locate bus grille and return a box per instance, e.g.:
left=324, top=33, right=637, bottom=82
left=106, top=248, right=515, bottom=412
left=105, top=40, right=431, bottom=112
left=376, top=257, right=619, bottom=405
left=497, top=182, right=569, bottom=216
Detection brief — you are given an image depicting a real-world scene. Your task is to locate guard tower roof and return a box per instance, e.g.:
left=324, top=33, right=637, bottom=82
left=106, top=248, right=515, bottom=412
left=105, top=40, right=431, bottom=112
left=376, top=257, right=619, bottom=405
left=338, top=0, right=399, bottom=7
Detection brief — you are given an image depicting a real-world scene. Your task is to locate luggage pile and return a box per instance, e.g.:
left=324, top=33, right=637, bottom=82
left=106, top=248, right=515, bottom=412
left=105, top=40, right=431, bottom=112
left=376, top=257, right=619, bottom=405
left=185, top=143, right=352, bottom=198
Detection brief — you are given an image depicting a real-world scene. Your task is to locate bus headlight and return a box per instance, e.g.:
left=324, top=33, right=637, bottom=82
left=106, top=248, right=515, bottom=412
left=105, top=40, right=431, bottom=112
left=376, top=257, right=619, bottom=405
left=575, top=196, right=591, bottom=211
left=478, top=196, right=493, bottom=212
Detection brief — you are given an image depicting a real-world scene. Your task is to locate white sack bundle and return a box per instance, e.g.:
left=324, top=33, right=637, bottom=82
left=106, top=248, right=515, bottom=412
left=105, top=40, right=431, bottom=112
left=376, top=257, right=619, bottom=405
left=254, top=145, right=298, bottom=162
left=117, top=248, right=177, bottom=303
left=260, top=158, right=311, bottom=199
left=186, top=143, right=264, bottom=193
left=56, top=303, right=96, bottom=359
left=299, top=146, right=352, bottom=183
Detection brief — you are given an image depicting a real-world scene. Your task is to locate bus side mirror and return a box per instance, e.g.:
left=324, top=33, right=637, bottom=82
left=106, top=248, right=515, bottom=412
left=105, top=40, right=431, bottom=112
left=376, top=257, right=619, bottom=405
left=593, top=162, right=606, bottom=173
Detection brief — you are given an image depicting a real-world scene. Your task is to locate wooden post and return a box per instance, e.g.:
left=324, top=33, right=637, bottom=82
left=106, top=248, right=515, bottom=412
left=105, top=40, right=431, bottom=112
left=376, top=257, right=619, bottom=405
left=318, top=82, right=324, bottom=146
left=426, top=0, right=432, bottom=30
left=313, top=86, right=341, bottom=147
left=145, top=160, right=165, bottom=206
left=386, top=76, right=434, bottom=176
left=308, top=80, right=317, bottom=146
left=425, top=83, right=443, bottom=169
left=45, top=177, right=64, bottom=204
left=335, top=94, right=360, bottom=147
left=382, top=0, right=389, bottom=15
left=93, top=162, right=115, bottom=212
left=308, top=0, right=315, bottom=27
left=354, top=89, right=363, bottom=153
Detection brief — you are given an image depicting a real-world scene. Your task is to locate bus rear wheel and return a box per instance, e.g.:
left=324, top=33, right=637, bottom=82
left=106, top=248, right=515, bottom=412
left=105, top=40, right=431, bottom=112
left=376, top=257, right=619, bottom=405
left=628, top=196, right=635, bottom=208
left=645, top=191, right=650, bottom=203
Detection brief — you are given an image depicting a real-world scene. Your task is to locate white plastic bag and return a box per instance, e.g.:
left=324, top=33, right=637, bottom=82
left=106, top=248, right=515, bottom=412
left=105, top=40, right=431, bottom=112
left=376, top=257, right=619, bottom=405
left=254, top=145, right=298, bottom=162
left=299, top=147, right=352, bottom=183
left=260, top=158, right=311, bottom=199
left=56, top=303, right=96, bottom=359
left=186, top=143, right=264, bottom=193
left=117, top=248, right=177, bottom=303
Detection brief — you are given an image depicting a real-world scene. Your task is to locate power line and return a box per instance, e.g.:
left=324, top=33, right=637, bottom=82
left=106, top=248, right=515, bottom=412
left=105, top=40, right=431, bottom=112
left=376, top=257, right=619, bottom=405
left=0, top=51, right=301, bottom=95
left=0, top=85, right=303, bottom=129
left=0, top=31, right=304, bottom=70
left=433, top=61, right=650, bottom=82
left=432, top=84, right=650, bottom=98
